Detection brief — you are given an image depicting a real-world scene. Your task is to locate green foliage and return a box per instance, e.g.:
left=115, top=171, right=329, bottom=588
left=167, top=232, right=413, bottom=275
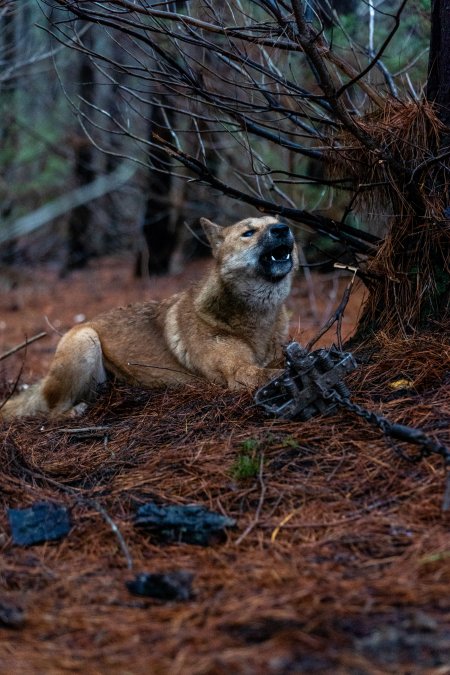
left=231, top=438, right=261, bottom=479
left=231, top=435, right=301, bottom=479
left=0, top=6, right=78, bottom=237
left=240, top=438, right=260, bottom=453
left=231, top=453, right=261, bottom=480
left=0, top=105, right=72, bottom=221
left=281, top=436, right=300, bottom=450
left=326, top=0, right=431, bottom=87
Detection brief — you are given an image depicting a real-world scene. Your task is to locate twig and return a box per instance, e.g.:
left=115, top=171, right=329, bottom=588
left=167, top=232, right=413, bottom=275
left=235, top=451, right=266, bottom=545
left=0, top=357, right=26, bottom=411
left=0, top=334, right=43, bottom=410
left=57, top=426, right=111, bottom=440
left=334, top=0, right=409, bottom=100
left=90, top=500, right=134, bottom=571
left=305, top=269, right=356, bottom=351
left=45, top=315, right=64, bottom=337
left=0, top=332, right=47, bottom=362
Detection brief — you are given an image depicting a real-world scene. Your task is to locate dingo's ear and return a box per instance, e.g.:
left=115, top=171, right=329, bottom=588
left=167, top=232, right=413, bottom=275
left=200, top=218, right=225, bottom=256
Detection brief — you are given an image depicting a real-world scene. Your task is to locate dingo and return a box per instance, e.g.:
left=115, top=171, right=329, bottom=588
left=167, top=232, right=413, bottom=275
left=1, top=216, right=298, bottom=419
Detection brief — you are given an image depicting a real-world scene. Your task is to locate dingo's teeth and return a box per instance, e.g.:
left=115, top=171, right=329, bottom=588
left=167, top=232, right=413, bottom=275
left=271, top=252, right=291, bottom=262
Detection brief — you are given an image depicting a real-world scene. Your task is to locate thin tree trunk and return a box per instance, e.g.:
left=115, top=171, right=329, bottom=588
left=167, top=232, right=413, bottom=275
left=427, top=0, right=450, bottom=131
left=0, top=6, right=18, bottom=263
left=137, top=104, right=176, bottom=276
left=66, top=34, right=95, bottom=271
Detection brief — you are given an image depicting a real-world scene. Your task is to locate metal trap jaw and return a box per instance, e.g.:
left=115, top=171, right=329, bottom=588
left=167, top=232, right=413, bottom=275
left=255, top=342, right=357, bottom=421
left=255, top=341, right=450, bottom=510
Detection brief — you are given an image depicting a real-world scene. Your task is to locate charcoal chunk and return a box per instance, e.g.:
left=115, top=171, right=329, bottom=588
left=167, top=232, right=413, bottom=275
left=8, top=502, right=71, bottom=546
left=0, top=602, right=25, bottom=628
left=126, top=570, right=194, bottom=601
left=134, top=502, right=236, bottom=545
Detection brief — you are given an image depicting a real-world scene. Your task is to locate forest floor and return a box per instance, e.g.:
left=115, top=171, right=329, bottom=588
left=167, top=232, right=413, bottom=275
left=1, top=257, right=450, bottom=674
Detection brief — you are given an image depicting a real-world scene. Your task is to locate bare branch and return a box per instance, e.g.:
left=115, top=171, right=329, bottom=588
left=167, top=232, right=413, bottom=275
left=335, top=0, right=409, bottom=99
left=153, top=132, right=379, bottom=252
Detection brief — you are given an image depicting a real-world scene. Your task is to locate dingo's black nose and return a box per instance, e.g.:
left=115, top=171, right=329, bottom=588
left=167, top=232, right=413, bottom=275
left=270, top=223, right=290, bottom=238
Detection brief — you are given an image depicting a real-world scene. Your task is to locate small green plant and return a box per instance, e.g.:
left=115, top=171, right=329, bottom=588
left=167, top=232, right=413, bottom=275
left=281, top=436, right=300, bottom=450
left=239, top=438, right=259, bottom=453
left=231, top=438, right=260, bottom=479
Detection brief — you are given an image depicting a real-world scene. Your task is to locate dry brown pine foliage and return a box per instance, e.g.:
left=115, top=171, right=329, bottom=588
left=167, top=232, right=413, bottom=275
left=329, top=99, right=444, bottom=213
left=330, top=99, right=450, bottom=336
left=1, top=327, right=450, bottom=673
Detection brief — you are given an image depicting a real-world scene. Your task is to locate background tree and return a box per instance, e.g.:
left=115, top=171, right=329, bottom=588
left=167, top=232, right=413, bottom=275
left=65, top=28, right=96, bottom=271
left=2, top=0, right=447, bottom=341
left=42, top=0, right=448, bottom=340
left=0, top=1, right=138, bottom=271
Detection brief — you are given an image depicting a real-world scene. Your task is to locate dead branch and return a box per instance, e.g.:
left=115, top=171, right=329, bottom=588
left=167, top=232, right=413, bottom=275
left=0, top=332, right=47, bottom=362
left=305, top=270, right=356, bottom=351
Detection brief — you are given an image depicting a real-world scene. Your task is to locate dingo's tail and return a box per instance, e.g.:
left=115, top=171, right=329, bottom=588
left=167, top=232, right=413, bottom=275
left=1, top=383, right=49, bottom=420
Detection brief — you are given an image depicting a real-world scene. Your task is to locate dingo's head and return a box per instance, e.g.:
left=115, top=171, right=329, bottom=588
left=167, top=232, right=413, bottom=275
left=200, top=215, right=298, bottom=305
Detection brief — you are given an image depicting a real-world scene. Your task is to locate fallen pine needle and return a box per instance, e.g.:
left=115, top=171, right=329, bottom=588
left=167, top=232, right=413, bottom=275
left=271, top=510, right=299, bottom=543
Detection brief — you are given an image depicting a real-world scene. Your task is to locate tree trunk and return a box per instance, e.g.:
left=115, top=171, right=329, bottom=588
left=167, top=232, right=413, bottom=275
left=0, top=6, right=18, bottom=263
left=422, top=0, right=450, bottom=323
left=427, top=0, right=450, bottom=131
left=136, top=104, right=176, bottom=276
left=66, top=35, right=95, bottom=271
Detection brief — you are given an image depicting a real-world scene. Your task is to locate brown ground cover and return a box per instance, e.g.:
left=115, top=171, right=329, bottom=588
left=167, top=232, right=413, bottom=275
left=1, top=258, right=450, bottom=673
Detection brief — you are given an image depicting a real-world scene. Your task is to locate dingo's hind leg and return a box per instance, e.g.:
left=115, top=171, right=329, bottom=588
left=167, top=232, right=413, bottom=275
left=42, top=326, right=106, bottom=417
left=1, top=326, right=106, bottom=420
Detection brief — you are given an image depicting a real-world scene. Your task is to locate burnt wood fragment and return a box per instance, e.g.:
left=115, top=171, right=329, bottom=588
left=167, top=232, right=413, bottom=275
left=134, top=502, right=236, bottom=545
left=8, top=502, right=71, bottom=546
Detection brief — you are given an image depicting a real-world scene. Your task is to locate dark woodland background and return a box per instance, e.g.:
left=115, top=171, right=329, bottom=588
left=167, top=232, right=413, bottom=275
left=2, top=0, right=445, bottom=317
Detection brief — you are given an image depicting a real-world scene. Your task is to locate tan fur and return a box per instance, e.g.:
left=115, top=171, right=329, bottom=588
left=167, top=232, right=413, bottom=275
left=1, top=216, right=298, bottom=419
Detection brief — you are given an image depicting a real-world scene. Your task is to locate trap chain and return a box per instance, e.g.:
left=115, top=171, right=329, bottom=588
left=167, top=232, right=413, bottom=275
left=255, top=342, right=450, bottom=510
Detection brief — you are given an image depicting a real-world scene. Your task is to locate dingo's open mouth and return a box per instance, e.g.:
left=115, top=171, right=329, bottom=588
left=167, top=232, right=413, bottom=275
left=263, top=245, right=292, bottom=263
left=259, top=241, right=294, bottom=281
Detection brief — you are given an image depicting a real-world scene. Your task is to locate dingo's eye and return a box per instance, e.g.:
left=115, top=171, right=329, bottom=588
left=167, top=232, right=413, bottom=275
left=241, top=229, right=255, bottom=238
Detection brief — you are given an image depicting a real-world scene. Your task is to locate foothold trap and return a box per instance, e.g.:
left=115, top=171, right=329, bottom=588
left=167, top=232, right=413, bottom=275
left=255, top=342, right=357, bottom=420
left=255, top=341, right=450, bottom=510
